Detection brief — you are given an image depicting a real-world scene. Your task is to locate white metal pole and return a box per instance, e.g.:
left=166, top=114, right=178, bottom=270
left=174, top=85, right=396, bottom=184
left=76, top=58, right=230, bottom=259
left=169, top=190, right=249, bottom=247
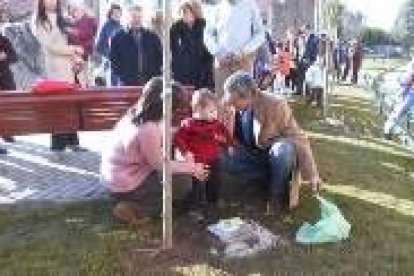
left=162, top=0, right=173, bottom=249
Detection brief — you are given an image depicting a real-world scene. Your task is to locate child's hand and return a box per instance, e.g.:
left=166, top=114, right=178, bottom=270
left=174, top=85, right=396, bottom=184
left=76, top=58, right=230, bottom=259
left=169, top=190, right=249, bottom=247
left=184, top=152, right=195, bottom=162
left=193, top=163, right=210, bottom=181
left=215, top=134, right=227, bottom=144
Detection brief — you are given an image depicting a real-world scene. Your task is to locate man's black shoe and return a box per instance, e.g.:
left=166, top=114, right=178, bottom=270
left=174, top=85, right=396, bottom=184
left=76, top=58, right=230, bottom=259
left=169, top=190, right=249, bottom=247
left=2, top=136, right=15, bottom=143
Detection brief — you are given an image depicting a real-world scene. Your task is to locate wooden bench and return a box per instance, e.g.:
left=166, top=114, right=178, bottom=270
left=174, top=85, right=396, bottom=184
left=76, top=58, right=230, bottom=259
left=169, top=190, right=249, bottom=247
left=0, top=86, right=194, bottom=136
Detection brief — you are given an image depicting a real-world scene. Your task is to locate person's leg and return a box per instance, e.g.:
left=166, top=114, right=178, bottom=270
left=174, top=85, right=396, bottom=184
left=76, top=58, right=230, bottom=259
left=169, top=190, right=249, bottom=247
left=112, top=172, right=193, bottom=223
left=290, top=68, right=297, bottom=91
left=342, top=61, right=350, bottom=81
left=384, top=94, right=414, bottom=136
left=2, top=136, right=15, bottom=143
left=111, top=172, right=161, bottom=225
left=206, top=159, right=221, bottom=204
left=316, top=87, right=324, bottom=107
left=66, top=133, right=87, bottom=152
left=351, top=65, right=358, bottom=84
left=296, top=66, right=305, bottom=95
left=189, top=177, right=206, bottom=208
left=51, top=134, right=67, bottom=151
left=268, top=141, right=296, bottom=207
left=220, top=145, right=268, bottom=180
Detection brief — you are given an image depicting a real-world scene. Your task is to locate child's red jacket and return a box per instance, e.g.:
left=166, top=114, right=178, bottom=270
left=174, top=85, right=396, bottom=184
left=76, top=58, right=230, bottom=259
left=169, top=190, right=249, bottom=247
left=174, top=118, right=232, bottom=164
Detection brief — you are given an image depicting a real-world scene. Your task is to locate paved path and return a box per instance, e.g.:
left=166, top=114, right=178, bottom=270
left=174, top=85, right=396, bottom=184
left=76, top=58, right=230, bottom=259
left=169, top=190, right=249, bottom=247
left=0, top=132, right=113, bottom=204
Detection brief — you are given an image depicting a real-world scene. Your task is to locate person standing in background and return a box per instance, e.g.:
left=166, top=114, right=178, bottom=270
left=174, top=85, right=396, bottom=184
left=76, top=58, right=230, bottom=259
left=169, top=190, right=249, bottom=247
left=352, top=39, right=363, bottom=85
left=110, top=5, right=162, bottom=86
left=65, top=0, right=97, bottom=87
left=170, top=0, right=213, bottom=90
left=0, top=14, right=18, bottom=154
left=32, top=0, right=85, bottom=152
left=95, top=4, right=122, bottom=87
left=294, top=26, right=309, bottom=95
left=204, top=0, right=265, bottom=97
left=342, top=40, right=352, bottom=83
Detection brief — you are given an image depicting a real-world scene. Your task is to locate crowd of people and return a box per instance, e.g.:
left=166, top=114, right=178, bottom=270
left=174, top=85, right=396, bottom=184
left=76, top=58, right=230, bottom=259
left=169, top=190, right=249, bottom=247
left=333, top=38, right=364, bottom=85
left=0, top=0, right=369, bottom=223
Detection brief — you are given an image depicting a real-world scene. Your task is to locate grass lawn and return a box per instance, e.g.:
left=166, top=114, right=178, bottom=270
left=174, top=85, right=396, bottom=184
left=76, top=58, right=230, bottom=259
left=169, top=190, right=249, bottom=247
left=1, top=86, right=414, bottom=275
left=361, top=58, right=408, bottom=74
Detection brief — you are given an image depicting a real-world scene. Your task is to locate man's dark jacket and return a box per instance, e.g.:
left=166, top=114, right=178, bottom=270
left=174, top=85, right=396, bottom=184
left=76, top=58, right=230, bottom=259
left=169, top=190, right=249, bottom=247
left=110, top=28, right=162, bottom=86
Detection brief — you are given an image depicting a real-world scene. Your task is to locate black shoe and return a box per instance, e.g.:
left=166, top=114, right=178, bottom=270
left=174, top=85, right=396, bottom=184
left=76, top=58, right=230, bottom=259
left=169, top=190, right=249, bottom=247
left=2, top=136, right=15, bottom=143
left=0, top=148, right=7, bottom=154
left=384, top=133, right=393, bottom=141
left=50, top=147, right=65, bottom=152
left=67, top=145, right=87, bottom=152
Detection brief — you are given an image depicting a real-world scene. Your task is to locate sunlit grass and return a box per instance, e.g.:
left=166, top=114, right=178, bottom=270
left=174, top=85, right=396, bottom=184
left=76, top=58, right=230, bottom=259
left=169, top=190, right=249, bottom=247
left=325, top=185, right=414, bottom=217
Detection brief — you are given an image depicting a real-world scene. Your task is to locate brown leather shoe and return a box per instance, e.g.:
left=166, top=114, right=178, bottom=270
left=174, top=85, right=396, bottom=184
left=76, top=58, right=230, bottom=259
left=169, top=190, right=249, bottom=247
left=113, top=201, right=140, bottom=227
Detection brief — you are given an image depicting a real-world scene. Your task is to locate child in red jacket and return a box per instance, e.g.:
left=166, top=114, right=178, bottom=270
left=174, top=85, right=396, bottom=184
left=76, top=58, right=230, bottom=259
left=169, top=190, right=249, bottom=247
left=174, top=89, right=231, bottom=212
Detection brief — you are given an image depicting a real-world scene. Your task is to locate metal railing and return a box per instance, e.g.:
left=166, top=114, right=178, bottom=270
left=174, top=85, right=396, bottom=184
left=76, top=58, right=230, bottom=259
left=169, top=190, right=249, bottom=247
left=370, top=67, right=414, bottom=149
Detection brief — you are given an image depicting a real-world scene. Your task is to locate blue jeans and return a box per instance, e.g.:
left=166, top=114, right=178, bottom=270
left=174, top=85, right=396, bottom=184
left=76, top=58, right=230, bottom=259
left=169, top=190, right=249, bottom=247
left=220, top=141, right=296, bottom=199
left=384, top=92, right=414, bottom=135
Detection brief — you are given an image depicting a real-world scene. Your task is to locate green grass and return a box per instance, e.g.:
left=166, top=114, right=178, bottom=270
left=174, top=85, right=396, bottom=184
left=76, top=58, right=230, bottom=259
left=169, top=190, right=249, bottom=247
left=361, top=58, right=408, bottom=73
left=1, top=86, right=414, bottom=274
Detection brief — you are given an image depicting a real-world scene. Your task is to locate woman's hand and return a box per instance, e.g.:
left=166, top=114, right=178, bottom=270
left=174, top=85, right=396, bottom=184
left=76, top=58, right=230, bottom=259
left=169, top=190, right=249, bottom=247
left=184, top=152, right=194, bottom=162
left=310, top=175, right=323, bottom=196
left=74, top=46, right=84, bottom=56
left=192, top=163, right=210, bottom=182
left=0, top=51, right=7, bottom=61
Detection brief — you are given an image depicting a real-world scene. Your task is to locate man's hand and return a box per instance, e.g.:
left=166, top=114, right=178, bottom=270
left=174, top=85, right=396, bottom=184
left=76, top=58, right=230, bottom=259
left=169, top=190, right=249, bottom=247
left=217, top=56, right=232, bottom=67
left=0, top=51, right=7, bottom=61
left=310, top=175, right=323, bottom=196
left=66, top=27, right=78, bottom=36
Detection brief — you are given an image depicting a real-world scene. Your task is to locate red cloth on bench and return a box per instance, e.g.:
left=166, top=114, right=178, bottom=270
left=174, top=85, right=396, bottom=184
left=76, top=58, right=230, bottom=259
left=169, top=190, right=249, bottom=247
left=31, top=79, right=80, bottom=94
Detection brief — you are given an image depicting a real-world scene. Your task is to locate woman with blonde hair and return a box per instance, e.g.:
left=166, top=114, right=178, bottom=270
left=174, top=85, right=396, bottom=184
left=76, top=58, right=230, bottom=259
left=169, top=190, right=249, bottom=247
left=170, top=0, right=213, bottom=90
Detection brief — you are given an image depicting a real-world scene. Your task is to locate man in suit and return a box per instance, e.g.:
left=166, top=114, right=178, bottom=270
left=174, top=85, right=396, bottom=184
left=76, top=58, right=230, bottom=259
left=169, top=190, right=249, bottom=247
left=109, top=5, right=162, bottom=86
left=220, top=71, right=322, bottom=209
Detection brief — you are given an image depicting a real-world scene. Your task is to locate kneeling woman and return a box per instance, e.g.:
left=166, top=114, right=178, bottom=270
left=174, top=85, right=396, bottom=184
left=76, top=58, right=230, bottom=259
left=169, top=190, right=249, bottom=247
left=101, top=77, right=209, bottom=225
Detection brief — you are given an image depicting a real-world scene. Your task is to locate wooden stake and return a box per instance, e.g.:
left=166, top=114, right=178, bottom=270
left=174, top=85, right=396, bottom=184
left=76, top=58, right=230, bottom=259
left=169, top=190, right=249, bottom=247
left=162, top=0, right=173, bottom=249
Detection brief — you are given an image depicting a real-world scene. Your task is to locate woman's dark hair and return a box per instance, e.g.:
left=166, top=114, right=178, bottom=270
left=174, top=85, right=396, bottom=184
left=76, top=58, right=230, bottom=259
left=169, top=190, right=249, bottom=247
left=36, top=0, right=66, bottom=31
left=130, top=77, right=186, bottom=125
left=107, top=4, right=121, bottom=20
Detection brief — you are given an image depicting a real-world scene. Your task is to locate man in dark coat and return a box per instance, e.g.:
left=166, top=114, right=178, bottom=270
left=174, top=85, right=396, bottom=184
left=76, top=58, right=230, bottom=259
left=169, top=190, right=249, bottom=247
left=351, top=39, right=363, bottom=84
left=0, top=32, right=17, bottom=154
left=0, top=33, right=17, bottom=90
left=110, top=5, right=162, bottom=86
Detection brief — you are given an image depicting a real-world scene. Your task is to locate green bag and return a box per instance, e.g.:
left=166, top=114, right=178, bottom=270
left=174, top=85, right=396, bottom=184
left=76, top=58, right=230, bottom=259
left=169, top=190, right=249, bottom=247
left=296, top=196, right=351, bottom=244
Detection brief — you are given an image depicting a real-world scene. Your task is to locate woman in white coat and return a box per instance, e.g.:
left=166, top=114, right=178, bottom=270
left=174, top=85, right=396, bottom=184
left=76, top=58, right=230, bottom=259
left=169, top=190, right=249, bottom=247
left=32, top=0, right=85, bottom=151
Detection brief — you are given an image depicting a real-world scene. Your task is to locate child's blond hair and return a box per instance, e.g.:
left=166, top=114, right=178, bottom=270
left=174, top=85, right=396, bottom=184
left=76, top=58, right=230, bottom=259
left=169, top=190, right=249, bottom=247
left=191, top=88, right=218, bottom=110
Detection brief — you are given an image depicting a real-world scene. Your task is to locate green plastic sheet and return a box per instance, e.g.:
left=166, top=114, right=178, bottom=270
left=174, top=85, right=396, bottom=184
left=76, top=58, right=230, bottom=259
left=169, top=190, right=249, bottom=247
left=296, top=196, right=351, bottom=244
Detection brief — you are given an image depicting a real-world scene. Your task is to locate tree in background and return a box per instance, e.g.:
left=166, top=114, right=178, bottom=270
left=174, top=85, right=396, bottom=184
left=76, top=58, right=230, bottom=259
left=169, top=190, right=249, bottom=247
left=361, top=27, right=396, bottom=47
left=392, top=0, right=414, bottom=56
left=322, top=0, right=345, bottom=39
